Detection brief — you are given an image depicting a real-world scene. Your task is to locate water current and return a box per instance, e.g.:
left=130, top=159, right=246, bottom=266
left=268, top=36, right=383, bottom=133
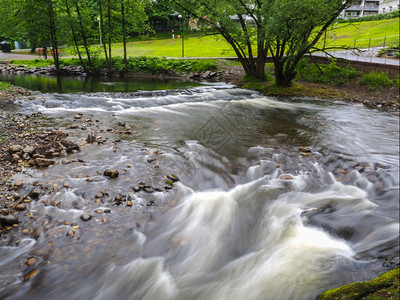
left=0, top=79, right=399, bottom=299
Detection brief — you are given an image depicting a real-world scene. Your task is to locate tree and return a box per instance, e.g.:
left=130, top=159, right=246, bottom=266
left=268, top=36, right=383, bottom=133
left=174, top=0, right=355, bottom=86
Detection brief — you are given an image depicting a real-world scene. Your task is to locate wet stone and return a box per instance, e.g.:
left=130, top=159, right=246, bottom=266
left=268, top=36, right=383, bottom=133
left=51, top=200, right=61, bottom=207
left=24, top=269, right=40, bottom=281
left=23, top=146, right=35, bottom=154
left=25, top=257, right=38, bottom=266
left=299, top=146, right=312, bottom=153
left=280, top=174, right=293, bottom=180
left=80, top=214, right=92, bottom=221
left=35, top=158, right=56, bottom=167
left=66, top=230, right=75, bottom=238
left=15, top=204, right=26, bottom=211
left=29, top=190, right=40, bottom=199
left=0, top=214, right=19, bottom=225
left=166, top=174, right=179, bottom=182
left=9, top=145, right=23, bottom=153
left=103, top=169, right=119, bottom=178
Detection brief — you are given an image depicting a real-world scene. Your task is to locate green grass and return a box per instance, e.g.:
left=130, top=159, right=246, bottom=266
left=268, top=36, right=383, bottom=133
left=320, top=18, right=399, bottom=49
left=98, top=18, right=399, bottom=57
left=5, top=18, right=398, bottom=60
left=83, top=33, right=236, bottom=58
left=9, top=59, right=56, bottom=67
left=0, top=81, right=12, bottom=91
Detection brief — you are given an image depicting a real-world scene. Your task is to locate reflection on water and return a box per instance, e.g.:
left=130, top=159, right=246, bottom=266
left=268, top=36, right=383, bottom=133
left=0, top=73, right=202, bottom=93
left=0, top=84, right=399, bottom=300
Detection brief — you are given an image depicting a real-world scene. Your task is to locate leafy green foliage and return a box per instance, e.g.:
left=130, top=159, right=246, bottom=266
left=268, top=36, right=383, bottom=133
left=0, top=81, right=12, bottom=91
left=359, top=70, right=393, bottom=91
left=296, top=59, right=357, bottom=85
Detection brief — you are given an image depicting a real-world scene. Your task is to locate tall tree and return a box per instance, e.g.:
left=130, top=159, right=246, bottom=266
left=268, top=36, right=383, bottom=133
left=174, top=0, right=355, bottom=86
left=72, top=0, right=93, bottom=67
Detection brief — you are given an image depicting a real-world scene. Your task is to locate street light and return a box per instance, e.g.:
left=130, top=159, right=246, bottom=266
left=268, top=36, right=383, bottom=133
left=178, top=14, right=184, bottom=58
left=97, top=16, right=102, bottom=44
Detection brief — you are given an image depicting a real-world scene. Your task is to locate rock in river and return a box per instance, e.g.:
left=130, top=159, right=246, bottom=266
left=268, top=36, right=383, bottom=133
left=35, top=158, right=56, bottom=167
left=0, top=214, right=19, bottom=226
left=103, top=169, right=119, bottom=178
left=80, top=214, right=92, bottom=221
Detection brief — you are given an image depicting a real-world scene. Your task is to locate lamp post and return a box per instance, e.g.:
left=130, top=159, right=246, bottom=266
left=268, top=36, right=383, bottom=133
left=97, top=16, right=102, bottom=44
left=178, top=14, right=184, bottom=58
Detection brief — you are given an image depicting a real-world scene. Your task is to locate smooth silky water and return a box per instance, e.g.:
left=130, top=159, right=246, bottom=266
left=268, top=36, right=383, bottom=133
left=0, top=76, right=398, bottom=299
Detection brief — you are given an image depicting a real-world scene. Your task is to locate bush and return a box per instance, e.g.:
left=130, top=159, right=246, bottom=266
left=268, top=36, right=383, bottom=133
left=359, top=70, right=393, bottom=90
left=0, top=81, right=12, bottom=91
left=296, top=59, right=357, bottom=85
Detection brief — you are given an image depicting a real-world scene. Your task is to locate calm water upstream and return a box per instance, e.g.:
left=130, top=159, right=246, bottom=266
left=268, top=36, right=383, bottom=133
left=0, top=77, right=399, bottom=299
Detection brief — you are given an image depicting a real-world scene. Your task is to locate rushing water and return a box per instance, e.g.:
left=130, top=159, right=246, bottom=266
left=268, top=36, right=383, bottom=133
left=0, top=79, right=399, bottom=300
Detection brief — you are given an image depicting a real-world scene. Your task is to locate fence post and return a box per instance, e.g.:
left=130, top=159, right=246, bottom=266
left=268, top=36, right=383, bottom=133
left=368, top=38, right=371, bottom=50
left=383, top=36, right=386, bottom=48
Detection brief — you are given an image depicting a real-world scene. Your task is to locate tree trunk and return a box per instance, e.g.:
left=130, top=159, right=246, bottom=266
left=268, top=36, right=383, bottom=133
left=64, top=0, right=86, bottom=72
left=47, top=0, right=60, bottom=75
left=99, top=1, right=109, bottom=72
left=121, top=0, right=127, bottom=72
left=73, top=0, right=92, bottom=68
left=274, top=62, right=296, bottom=87
left=107, top=0, right=112, bottom=73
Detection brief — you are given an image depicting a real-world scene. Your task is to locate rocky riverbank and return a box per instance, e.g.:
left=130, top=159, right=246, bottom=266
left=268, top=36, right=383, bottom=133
left=0, top=63, right=226, bottom=82
left=0, top=100, right=81, bottom=230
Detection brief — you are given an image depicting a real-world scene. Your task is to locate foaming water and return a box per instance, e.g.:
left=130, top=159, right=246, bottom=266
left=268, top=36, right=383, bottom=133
left=1, top=85, right=399, bottom=299
left=90, top=172, right=375, bottom=300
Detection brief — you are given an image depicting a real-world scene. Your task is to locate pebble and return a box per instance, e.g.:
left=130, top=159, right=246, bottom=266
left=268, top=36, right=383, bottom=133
left=0, top=214, right=19, bottom=225
left=24, top=269, right=40, bottom=281
left=103, top=169, right=119, bottom=178
left=166, top=174, right=179, bottom=182
left=35, top=158, right=56, bottom=167
left=9, top=145, right=23, bottom=153
left=80, top=214, right=92, bottom=221
left=280, top=174, right=293, bottom=180
left=15, top=204, right=26, bottom=211
left=25, top=257, right=38, bottom=266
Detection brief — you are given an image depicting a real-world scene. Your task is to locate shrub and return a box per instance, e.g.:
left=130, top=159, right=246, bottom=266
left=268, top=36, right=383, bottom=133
left=296, top=59, right=357, bottom=85
left=0, top=81, right=12, bottom=91
left=359, top=70, right=393, bottom=90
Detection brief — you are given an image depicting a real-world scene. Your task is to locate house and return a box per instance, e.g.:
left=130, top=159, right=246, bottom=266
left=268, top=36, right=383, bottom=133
left=379, top=0, right=400, bottom=13
left=343, top=0, right=380, bottom=18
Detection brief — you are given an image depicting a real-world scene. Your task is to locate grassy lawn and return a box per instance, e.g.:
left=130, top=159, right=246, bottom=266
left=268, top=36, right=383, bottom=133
left=320, top=18, right=399, bottom=49
left=86, top=33, right=236, bottom=58
left=106, top=17, right=399, bottom=57
left=4, top=17, right=399, bottom=60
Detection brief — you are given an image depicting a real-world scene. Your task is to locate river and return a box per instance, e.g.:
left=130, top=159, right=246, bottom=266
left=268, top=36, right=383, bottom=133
left=0, top=76, right=399, bottom=299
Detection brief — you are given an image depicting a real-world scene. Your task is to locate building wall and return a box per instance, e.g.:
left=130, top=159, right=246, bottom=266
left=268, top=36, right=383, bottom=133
left=379, top=0, right=400, bottom=13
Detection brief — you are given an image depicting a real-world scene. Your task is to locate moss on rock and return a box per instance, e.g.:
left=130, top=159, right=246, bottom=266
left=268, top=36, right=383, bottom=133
left=317, top=267, right=399, bottom=300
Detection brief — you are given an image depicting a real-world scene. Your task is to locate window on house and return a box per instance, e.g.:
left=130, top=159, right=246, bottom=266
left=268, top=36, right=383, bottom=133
left=389, top=6, right=392, bottom=11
